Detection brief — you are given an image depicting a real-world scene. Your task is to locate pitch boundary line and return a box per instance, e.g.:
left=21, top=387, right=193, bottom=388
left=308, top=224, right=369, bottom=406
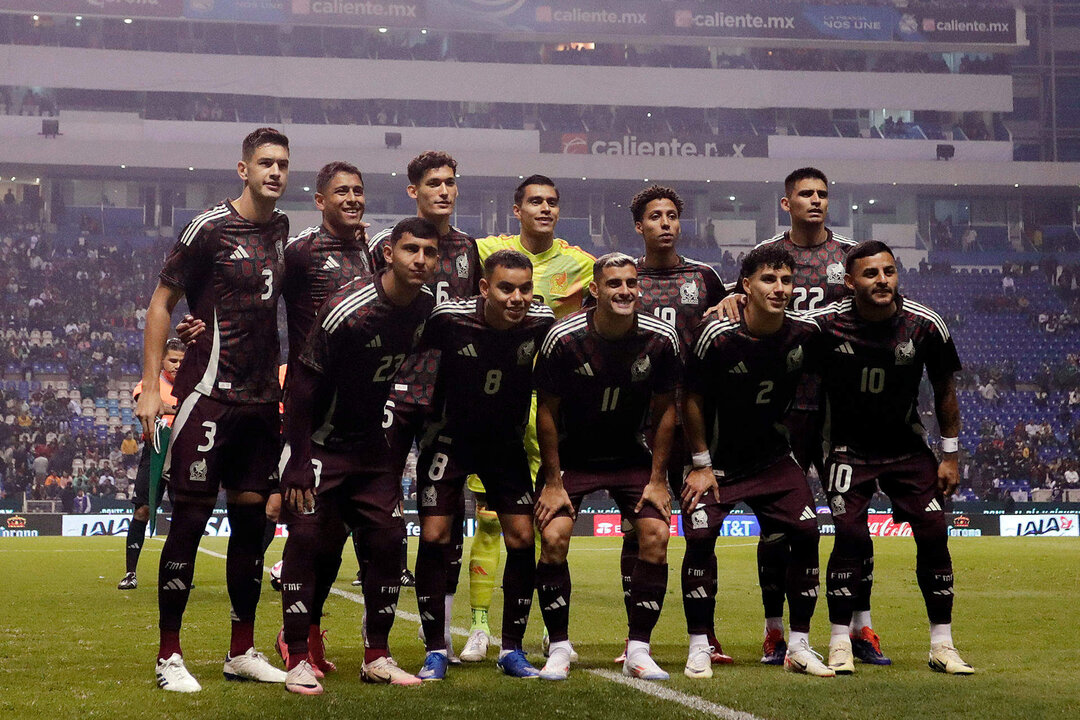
left=191, top=545, right=767, bottom=720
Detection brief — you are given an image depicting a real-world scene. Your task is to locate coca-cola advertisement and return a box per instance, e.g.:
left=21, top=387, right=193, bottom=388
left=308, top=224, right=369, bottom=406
left=866, top=514, right=913, bottom=537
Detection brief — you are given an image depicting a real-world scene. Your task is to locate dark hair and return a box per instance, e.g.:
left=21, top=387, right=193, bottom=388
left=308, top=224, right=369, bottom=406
left=740, top=244, right=795, bottom=280
left=165, top=338, right=186, bottom=354
left=242, top=127, right=289, bottom=160
left=390, top=216, right=440, bottom=246
left=315, top=161, right=363, bottom=194
left=630, top=185, right=684, bottom=223
left=407, top=151, right=457, bottom=185
left=514, top=174, right=559, bottom=206
left=484, top=249, right=532, bottom=277
left=783, top=167, right=828, bottom=196
left=592, top=252, right=636, bottom=281
left=845, top=240, right=895, bottom=274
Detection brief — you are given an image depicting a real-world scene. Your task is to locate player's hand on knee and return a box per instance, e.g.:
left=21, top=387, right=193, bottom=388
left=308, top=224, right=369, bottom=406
left=175, top=314, right=206, bottom=345
left=636, top=481, right=671, bottom=520
left=680, top=467, right=719, bottom=515
left=534, top=485, right=573, bottom=531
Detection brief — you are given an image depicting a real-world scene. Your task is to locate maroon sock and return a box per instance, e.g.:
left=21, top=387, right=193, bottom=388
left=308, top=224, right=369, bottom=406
left=286, top=651, right=308, bottom=670
left=230, top=621, right=255, bottom=657
left=364, top=647, right=389, bottom=664
left=627, top=560, right=667, bottom=643
left=158, top=629, right=182, bottom=660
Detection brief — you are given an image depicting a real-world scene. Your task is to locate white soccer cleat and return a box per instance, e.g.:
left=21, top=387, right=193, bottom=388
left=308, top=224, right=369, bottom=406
left=929, top=642, right=974, bottom=675
left=222, top=647, right=288, bottom=683
left=683, top=644, right=714, bottom=679
left=624, top=648, right=670, bottom=681
left=285, top=660, right=324, bottom=695
left=459, top=628, right=490, bottom=662
left=360, top=656, right=422, bottom=686
left=539, top=647, right=571, bottom=681
left=156, top=653, right=202, bottom=693
left=784, top=638, right=836, bottom=678
left=827, top=637, right=855, bottom=675
left=542, top=631, right=580, bottom=663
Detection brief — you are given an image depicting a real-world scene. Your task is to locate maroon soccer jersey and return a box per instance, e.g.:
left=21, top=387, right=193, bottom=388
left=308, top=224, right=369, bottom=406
left=421, top=297, right=555, bottom=440
left=282, top=224, right=373, bottom=360
left=534, top=309, right=682, bottom=471
left=298, top=272, right=435, bottom=453
left=755, top=229, right=855, bottom=313
left=368, top=225, right=481, bottom=407
left=160, top=200, right=288, bottom=405
left=687, top=313, right=820, bottom=481
left=635, top=256, right=727, bottom=351
left=806, top=295, right=961, bottom=464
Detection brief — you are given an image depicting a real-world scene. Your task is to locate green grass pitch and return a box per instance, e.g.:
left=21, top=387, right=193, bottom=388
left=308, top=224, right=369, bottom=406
left=0, top=536, right=1076, bottom=719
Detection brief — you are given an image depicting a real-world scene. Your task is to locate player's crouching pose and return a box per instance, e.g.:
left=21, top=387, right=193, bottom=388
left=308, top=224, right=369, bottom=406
left=533, top=253, right=681, bottom=682
left=277, top=218, right=439, bottom=694
left=805, top=241, right=973, bottom=676
left=682, top=245, right=832, bottom=678
left=412, top=250, right=555, bottom=681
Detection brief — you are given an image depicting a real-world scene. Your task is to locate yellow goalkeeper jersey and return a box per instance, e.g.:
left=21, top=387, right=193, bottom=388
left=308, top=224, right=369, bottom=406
left=477, top=234, right=595, bottom=319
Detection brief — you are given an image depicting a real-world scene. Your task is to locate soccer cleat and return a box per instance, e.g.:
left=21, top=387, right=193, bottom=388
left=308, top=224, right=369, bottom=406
left=309, top=628, right=336, bottom=676
left=498, top=649, right=540, bottom=678
left=784, top=638, right=836, bottom=678
left=351, top=573, right=363, bottom=587
left=360, top=655, right=422, bottom=686
left=539, top=647, right=571, bottom=681
left=542, top=631, right=580, bottom=663
left=459, top=628, right=490, bottom=662
left=285, top=660, right=324, bottom=695
left=156, top=653, right=202, bottom=693
left=761, top=628, right=788, bottom=665
left=624, top=648, right=669, bottom=681
left=928, top=643, right=974, bottom=675
left=416, top=652, right=449, bottom=681
left=400, top=569, right=416, bottom=587
left=269, top=560, right=283, bottom=592
left=707, top=632, right=735, bottom=664
left=223, top=647, right=288, bottom=683
left=827, top=638, right=855, bottom=675
left=614, top=638, right=628, bottom=663
left=683, top=644, right=714, bottom=679
left=117, top=572, right=137, bottom=590
left=851, top=627, right=892, bottom=665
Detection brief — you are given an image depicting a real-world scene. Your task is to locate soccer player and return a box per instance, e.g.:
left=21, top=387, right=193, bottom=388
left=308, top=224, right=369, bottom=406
left=615, top=185, right=729, bottom=666
left=716, top=167, right=867, bottom=665
left=533, top=253, right=680, bottom=682
left=278, top=217, right=439, bottom=694
left=804, top=241, right=973, bottom=676
left=468, top=174, right=595, bottom=662
left=367, top=151, right=480, bottom=658
left=117, top=338, right=184, bottom=591
left=412, top=249, right=555, bottom=681
left=682, top=244, right=832, bottom=678
left=137, top=127, right=291, bottom=692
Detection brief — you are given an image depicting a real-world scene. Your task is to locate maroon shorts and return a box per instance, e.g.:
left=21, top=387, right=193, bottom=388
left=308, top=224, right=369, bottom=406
left=383, top=397, right=429, bottom=477
left=280, top=446, right=402, bottom=530
left=823, top=451, right=942, bottom=525
left=684, top=455, right=818, bottom=541
left=784, top=408, right=825, bottom=476
left=416, top=434, right=533, bottom=517
left=540, top=464, right=667, bottom=523
left=164, top=394, right=278, bottom=498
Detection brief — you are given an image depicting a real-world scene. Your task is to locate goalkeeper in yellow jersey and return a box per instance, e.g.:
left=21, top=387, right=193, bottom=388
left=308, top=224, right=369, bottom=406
left=461, top=175, right=594, bottom=662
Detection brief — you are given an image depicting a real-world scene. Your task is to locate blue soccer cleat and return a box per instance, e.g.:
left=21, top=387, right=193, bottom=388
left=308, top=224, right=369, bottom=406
left=851, top=627, right=892, bottom=665
left=497, top=649, right=540, bottom=679
left=416, top=651, right=449, bottom=681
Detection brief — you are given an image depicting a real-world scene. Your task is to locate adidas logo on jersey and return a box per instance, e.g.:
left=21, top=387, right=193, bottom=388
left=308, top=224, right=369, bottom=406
left=457, top=344, right=478, bottom=358
left=229, top=246, right=250, bottom=260
left=322, top=256, right=341, bottom=271
left=925, top=498, right=942, bottom=512
left=574, top=363, right=594, bottom=377
left=799, top=506, right=817, bottom=522
left=834, top=342, right=855, bottom=355
left=366, top=335, right=382, bottom=348
left=728, top=361, right=748, bottom=375
left=285, top=601, right=308, bottom=615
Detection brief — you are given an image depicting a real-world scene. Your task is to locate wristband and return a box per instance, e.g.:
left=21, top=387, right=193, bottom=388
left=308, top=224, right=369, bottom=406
left=940, top=437, right=959, bottom=454
left=691, top=450, right=712, bottom=468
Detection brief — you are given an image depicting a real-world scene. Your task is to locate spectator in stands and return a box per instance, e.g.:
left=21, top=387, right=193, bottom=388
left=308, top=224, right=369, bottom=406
left=120, top=430, right=139, bottom=470
left=978, top=378, right=999, bottom=405
left=73, top=487, right=91, bottom=513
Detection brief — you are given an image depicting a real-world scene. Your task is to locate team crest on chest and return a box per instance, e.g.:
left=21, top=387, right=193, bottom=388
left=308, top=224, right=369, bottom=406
left=786, top=345, right=804, bottom=372
left=679, top=280, right=699, bottom=305
left=455, top=254, right=469, bottom=279
left=894, top=339, right=915, bottom=365
left=276, top=239, right=285, bottom=263
left=631, top=355, right=652, bottom=381
left=516, top=338, right=536, bottom=366
left=189, top=458, right=207, bottom=483
left=826, top=262, right=844, bottom=285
